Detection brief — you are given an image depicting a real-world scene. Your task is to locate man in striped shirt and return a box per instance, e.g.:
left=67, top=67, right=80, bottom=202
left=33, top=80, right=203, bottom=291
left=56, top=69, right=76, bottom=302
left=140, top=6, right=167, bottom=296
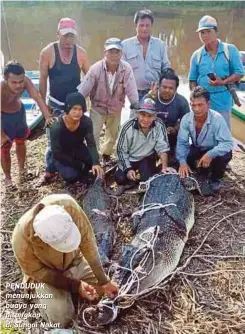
left=115, top=98, right=176, bottom=185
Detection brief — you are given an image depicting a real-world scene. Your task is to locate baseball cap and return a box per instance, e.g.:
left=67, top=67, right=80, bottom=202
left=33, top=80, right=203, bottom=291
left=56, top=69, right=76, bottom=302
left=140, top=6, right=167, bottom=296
left=65, top=92, right=87, bottom=114
left=196, top=15, right=217, bottom=32
left=33, top=205, right=81, bottom=253
left=104, top=38, right=123, bottom=51
left=58, top=18, right=77, bottom=36
left=137, top=98, right=156, bottom=114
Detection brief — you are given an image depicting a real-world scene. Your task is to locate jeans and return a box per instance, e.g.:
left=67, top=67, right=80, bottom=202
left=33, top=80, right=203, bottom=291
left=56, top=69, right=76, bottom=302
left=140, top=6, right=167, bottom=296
left=187, top=145, right=232, bottom=181
left=115, top=153, right=158, bottom=185
left=45, top=100, right=65, bottom=173
left=54, top=145, right=92, bottom=183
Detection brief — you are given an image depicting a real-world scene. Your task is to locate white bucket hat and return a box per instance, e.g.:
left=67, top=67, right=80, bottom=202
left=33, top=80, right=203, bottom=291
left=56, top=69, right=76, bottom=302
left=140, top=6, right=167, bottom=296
left=33, top=205, right=81, bottom=253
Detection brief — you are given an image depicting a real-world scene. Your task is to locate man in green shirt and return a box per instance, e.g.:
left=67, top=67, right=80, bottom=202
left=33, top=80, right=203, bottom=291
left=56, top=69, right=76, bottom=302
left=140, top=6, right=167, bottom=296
left=50, top=92, right=103, bottom=183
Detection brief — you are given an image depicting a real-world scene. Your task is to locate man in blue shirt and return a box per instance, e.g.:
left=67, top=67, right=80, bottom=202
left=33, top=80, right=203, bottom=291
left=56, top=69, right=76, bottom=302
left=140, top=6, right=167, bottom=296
left=122, top=9, right=170, bottom=101
left=189, top=15, right=244, bottom=128
left=176, top=86, right=233, bottom=194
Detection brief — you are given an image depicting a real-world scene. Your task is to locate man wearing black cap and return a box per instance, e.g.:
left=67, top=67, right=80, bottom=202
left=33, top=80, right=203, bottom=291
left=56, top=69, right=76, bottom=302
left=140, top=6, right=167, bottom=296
left=50, top=92, right=103, bottom=183
left=115, top=98, right=176, bottom=185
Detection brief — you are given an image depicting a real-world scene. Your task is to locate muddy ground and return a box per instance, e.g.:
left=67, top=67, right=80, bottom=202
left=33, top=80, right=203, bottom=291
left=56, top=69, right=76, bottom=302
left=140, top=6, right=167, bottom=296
left=1, top=134, right=245, bottom=334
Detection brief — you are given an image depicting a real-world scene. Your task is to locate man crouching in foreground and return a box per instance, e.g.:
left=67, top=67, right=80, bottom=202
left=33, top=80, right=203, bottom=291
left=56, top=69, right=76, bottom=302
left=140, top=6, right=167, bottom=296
left=115, top=97, right=176, bottom=185
left=12, top=194, right=118, bottom=328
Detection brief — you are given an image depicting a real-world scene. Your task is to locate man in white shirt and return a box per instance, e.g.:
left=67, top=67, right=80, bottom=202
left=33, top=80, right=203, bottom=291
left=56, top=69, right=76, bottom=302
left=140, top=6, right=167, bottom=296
left=122, top=9, right=170, bottom=101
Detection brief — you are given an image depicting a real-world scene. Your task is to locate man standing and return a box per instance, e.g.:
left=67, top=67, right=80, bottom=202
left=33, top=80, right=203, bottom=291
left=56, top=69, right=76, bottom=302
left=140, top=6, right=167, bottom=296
left=115, top=98, right=175, bottom=185
left=12, top=194, right=118, bottom=328
left=176, top=87, right=233, bottom=194
left=146, top=68, right=190, bottom=151
left=1, top=61, right=51, bottom=187
left=189, top=15, right=244, bottom=128
left=122, top=9, right=170, bottom=101
left=39, top=17, right=90, bottom=183
left=50, top=92, right=103, bottom=184
left=79, top=38, right=138, bottom=163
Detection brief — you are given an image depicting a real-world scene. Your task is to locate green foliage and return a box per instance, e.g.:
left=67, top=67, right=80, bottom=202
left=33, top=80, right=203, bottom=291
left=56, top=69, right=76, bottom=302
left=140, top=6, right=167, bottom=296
left=0, top=322, right=24, bottom=334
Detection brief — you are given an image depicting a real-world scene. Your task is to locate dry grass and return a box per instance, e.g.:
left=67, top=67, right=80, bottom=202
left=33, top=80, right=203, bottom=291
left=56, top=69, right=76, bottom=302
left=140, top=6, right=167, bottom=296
left=1, top=134, right=245, bottom=334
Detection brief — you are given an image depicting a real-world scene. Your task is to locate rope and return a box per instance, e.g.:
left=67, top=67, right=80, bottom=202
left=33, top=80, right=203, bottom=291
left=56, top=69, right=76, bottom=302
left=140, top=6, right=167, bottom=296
left=82, top=225, right=161, bottom=328
left=82, top=173, right=198, bottom=327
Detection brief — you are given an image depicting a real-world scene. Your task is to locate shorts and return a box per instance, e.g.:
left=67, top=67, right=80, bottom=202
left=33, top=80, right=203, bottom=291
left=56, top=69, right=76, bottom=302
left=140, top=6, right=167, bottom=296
left=1, top=104, right=30, bottom=152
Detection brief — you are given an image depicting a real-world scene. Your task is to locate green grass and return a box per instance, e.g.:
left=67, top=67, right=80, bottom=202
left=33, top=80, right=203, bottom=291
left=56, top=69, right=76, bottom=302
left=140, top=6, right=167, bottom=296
left=0, top=322, right=24, bottom=334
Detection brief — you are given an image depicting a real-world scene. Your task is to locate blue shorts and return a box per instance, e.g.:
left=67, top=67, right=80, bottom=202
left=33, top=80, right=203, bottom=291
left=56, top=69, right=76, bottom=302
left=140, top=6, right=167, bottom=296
left=1, top=104, right=29, bottom=141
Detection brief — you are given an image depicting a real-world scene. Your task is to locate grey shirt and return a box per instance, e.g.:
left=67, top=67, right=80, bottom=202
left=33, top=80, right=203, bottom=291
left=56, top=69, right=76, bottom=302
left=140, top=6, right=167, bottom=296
left=116, top=117, right=169, bottom=171
left=122, top=36, right=170, bottom=91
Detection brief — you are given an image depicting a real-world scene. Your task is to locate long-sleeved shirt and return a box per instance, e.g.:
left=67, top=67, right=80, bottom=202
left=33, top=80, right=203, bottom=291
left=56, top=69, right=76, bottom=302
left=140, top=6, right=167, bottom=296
left=79, top=59, right=138, bottom=115
left=122, top=36, right=170, bottom=91
left=116, top=117, right=169, bottom=172
left=189, top=40, right=244, bottom=112
left=176, top=109, right=233, bottom=164
left=50, top=116, right=99, bottom=168
left=11, top=194, right=109, bottom=294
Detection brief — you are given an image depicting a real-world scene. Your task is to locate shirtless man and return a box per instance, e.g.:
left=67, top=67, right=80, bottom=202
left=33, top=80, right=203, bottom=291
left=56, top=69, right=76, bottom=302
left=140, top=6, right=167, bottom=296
left=1, top=61, right=51, bottom=187
left=39, top=18, right=90, bottom=184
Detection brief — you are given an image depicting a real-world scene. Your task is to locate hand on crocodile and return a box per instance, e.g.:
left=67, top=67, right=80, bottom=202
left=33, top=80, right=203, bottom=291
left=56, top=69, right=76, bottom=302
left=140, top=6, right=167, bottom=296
left=161, top=166, right=177, bottom=174
left=178, top=163, right=192, bottom=178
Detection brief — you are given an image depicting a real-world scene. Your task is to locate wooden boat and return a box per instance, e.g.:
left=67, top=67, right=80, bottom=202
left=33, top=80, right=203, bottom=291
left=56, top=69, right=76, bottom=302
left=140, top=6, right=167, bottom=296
left=231, top=91, right=245, bottom=143
left=22, top=71, right=44, bottom=137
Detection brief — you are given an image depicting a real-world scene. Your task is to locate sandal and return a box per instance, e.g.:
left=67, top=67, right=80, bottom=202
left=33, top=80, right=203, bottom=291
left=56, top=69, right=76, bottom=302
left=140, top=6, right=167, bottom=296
left=4, top=179, right=17, bottom=191
left=18, top=170, right=36, bottom=184
left=36, top=173, right=58, bottom=187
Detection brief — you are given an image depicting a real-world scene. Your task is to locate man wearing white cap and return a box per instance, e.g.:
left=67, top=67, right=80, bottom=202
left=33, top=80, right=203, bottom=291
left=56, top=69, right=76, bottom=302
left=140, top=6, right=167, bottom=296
left=189, top=15, right=244, bottom=128
left=12, top=194, right=118, bottom=327
left=39, top=18, right=90, bottom=184
left=79, top=37, right=139, bottom=164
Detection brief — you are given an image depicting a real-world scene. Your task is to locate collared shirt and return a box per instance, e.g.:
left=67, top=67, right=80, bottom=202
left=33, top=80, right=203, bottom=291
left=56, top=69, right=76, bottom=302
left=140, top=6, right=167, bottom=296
left=11, top=194, right=108, bottom=294
left=122, top=36, right=170, bottom=90
left=176, top=109, right=233, bottom=164
left=116, top=117, right=169, bottom=171
left=79, top=59, right=139, bottom=115
left=189, top=40, right=244, bottom=112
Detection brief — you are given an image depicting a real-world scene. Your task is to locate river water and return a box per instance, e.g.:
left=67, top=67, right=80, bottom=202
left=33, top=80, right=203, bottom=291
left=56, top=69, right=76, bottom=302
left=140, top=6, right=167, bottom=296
left=1, top=2, right=245, bottom=76
left=1, top=2, right=245, bottom=141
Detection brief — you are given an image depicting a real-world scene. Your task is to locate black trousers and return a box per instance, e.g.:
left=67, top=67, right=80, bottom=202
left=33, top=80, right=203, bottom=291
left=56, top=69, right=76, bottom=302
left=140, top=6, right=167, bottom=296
left=55, top=144, right=92, bottom=183
left=168, top=133, right=177, bottom=152
left=187, top=145, right=232, bottom=181
left=115, top=153, right=158, bottom=185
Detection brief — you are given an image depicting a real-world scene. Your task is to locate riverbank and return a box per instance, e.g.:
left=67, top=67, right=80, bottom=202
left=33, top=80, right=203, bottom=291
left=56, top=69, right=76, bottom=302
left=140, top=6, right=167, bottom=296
left=1, top=134, right=245, bottom=333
